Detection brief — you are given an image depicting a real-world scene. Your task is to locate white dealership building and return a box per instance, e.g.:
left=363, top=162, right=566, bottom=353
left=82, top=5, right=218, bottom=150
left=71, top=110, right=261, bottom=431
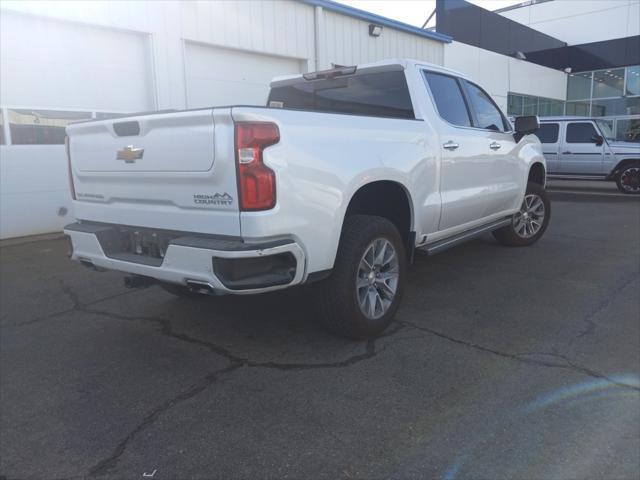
left=1, top=0, right=638, bottom=238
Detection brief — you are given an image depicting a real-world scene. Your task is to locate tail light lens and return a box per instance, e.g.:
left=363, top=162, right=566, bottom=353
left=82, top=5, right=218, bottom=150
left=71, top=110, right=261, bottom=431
left=65, top=135, right=76, bottom=200
left=235, top=122, right=279, bottom=211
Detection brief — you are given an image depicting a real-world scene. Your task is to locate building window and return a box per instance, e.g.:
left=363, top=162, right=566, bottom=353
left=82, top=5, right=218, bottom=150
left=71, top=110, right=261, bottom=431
left=565, top=65, right=640, bottom=120
left=522, top=95, right=538, bottom=115
left=592, top=97, right=640, bottom=117
left=565, top=101, right=590, bottom=116
left=567, top=72, right=592, bottom=101
left=592, top=69, right=625, bottom=99
left=507, top=94, right=523, bottom=116
left=507, top=93, right=564, bottom=117
left=8, top=109, right=91, bottom=145
left=537, top=98, right=564, bottom=116
left=626, top=66, right=640, bottom=97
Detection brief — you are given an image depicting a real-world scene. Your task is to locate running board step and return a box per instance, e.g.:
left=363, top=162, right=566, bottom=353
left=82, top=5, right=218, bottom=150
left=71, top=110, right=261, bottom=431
left=420, top=218, right=512, bottom=255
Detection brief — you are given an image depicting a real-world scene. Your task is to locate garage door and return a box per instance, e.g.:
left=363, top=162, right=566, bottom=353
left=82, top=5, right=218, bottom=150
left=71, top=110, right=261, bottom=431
left=185, top=43, right=306, bottom=108
left=0, top=11, right=152, bottom=112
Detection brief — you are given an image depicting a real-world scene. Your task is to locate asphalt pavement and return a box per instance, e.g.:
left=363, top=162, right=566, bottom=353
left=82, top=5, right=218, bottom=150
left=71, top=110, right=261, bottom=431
left=1, top=181, right=639, bottom=480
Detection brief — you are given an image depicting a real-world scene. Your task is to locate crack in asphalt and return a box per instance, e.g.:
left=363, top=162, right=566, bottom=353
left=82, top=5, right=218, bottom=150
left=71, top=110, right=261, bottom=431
left=52, top=283, right=637, bottom=476
left=572, top=271, right=639, bottom=342
left=53, top=285, right=397, bottom=476
left=87, top=362, right=243, bottom=477
left=398, top=320, right=640, bottom=392
left=2, top=283, right=140, bottom=328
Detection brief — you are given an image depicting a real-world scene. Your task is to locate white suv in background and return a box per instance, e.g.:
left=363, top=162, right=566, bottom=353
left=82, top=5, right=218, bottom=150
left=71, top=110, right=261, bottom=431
left=538, top=117, right=640, bottom=194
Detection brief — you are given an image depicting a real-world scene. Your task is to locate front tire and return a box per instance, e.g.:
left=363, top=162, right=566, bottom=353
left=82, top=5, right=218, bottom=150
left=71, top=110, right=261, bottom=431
left=315, top=215, right=407, bottom=339
left=615, top=164, right=640, bottom=194
left=493, top=182, right=551, bottom=247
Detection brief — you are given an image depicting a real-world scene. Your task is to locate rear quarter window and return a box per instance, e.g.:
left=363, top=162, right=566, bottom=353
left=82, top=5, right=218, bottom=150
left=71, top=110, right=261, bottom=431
left=536, top=123, right=559, bottom=143
left=267, top=70, right=415, bottom=120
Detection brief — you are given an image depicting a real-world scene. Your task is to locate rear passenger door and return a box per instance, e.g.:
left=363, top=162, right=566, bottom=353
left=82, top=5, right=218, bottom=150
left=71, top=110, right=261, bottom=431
left=559, top=121, right=605, bottom=174
left=536, top=123, right=561, bottom=173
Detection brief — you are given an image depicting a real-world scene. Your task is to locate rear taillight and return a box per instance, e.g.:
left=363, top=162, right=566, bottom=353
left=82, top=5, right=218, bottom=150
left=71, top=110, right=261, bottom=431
left=235, top=122, right=279, bottom=211
left=65, top=135, right=76, bottom=200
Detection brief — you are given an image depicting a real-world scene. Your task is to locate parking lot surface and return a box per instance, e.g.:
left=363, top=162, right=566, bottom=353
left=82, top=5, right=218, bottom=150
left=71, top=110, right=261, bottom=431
left=1, top=184, right=639, bottom=480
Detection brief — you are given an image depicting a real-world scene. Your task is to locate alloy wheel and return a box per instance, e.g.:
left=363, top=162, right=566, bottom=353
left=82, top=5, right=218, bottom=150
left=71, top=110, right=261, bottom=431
left=513, top=194, right=546, bottom=239
left=620, top=167, right=640, bottom=193
left=356, top=238, right=399, bottom=320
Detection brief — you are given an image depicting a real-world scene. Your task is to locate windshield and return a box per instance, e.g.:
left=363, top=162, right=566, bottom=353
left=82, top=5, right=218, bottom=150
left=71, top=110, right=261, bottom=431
left=595, top=119, right=615, bottom=141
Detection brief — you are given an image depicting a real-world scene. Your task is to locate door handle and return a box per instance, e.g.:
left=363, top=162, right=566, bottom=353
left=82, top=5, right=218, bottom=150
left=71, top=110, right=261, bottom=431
left=562, top=151, right=572, bottom=154
left=489, top=142, right=501, bottom=150
left=443, top=141, right=459, bottom=150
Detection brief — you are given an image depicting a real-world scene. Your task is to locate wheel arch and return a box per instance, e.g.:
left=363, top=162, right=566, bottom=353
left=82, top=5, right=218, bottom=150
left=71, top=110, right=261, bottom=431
left=342, top=180, right=415, bottom=256
left=610, top=158, right=640, bottom=178
left=528, top=162, right=546, bottom=187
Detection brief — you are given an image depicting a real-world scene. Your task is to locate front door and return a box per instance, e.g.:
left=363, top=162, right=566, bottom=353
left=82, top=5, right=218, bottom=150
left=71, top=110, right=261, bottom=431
left=422, top=70, right=521, bottom=232
left=559, top=121, right=605, bottom=174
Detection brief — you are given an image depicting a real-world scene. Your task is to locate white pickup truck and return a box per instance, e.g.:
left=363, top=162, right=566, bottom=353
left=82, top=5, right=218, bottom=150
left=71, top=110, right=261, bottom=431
left=64, top=59, right=550, bottom=339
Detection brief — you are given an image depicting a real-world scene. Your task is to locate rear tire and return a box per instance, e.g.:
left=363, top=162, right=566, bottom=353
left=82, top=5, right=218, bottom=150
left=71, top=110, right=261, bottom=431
left=314, top=215, right=407, bottom=339
left=493, top=182, right=551, bottom=247
left=615, top=163, right=640, bottom=194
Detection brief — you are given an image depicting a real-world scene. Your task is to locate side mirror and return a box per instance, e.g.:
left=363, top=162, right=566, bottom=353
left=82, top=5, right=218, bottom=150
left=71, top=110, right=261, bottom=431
left=514, top=115, right=540, bottom=142
left=515, top=115, right=540, bottom=135
left=591, top=134, right=604, bottom=146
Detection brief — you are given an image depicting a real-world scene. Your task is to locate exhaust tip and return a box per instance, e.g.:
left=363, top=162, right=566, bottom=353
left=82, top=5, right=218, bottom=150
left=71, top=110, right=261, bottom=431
left=79, top=258, right=106, bottom=272
left=186, top=280, right=215, bottom=295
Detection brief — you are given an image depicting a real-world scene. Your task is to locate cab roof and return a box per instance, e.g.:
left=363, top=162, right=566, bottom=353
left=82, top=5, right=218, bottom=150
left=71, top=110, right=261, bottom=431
left=540, top=116, right=602, bottom=122
left=270, top=58, right=469, bottom=87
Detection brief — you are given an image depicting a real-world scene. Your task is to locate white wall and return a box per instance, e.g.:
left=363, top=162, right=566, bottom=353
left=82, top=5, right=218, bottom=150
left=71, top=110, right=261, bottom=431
left=319, top=10, right=444, bottom=69
left=0, top=11, right=153, bottom=112
left=180, top=0, right=316, bottom=72
left=443, top=40, right=567, bottom=112
left=0, top=146, right=70, bottom=239
left=499, top=0, right=640, bottom=45
left=0, top=0, right=448, bottom=239
left=184, top=43, right=306, bottom=108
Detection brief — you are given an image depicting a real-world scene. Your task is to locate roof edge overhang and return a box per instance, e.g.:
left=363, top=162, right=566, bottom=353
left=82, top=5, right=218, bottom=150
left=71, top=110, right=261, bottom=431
left=299, top=0, right=453, bottom=43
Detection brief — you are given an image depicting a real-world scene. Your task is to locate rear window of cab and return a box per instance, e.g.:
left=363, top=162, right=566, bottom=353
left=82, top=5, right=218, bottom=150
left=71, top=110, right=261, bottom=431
left=267, top=70, right=415, bottom=120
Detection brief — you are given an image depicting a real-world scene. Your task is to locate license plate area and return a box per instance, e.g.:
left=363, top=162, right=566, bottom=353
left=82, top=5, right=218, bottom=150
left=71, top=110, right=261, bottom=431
left=95, top=225, right=182, bottom=265
left=115, top=227, right=175, bottom=260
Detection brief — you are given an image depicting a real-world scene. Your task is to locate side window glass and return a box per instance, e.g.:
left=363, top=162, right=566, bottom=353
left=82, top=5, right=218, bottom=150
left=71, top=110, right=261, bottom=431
left=465, top=82, right=507, bottom=132
left=566, top=122, right=598, bottom=143
left=423, top=71, right=471, bottom=127
left=536, top=123, right=559, bottom=143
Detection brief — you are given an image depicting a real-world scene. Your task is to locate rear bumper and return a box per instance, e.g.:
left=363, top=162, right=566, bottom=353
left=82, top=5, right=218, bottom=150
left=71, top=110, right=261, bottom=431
left=64, top=222, right=306, bottom=295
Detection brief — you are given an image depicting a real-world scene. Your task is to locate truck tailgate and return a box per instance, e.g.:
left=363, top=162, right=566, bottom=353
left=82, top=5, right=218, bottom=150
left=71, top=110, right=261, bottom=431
left=66, top=109, right=240, bottom=236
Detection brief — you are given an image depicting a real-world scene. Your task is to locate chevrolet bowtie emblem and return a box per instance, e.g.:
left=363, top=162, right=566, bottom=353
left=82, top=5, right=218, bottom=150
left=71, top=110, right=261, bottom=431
left=117, top=145, right=144, bottom=163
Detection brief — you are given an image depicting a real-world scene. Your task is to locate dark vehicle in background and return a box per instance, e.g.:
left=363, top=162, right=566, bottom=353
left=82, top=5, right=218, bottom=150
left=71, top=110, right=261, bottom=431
left=537, top=117, right=640, bottom=194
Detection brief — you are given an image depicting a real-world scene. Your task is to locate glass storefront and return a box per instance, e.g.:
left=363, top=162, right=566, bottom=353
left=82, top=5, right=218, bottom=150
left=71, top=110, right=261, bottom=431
left=567, top=66, right=640, bottom=116
left=507, top=93, right=564, bottom=117
left=508, top=65, right=640, bottom=142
